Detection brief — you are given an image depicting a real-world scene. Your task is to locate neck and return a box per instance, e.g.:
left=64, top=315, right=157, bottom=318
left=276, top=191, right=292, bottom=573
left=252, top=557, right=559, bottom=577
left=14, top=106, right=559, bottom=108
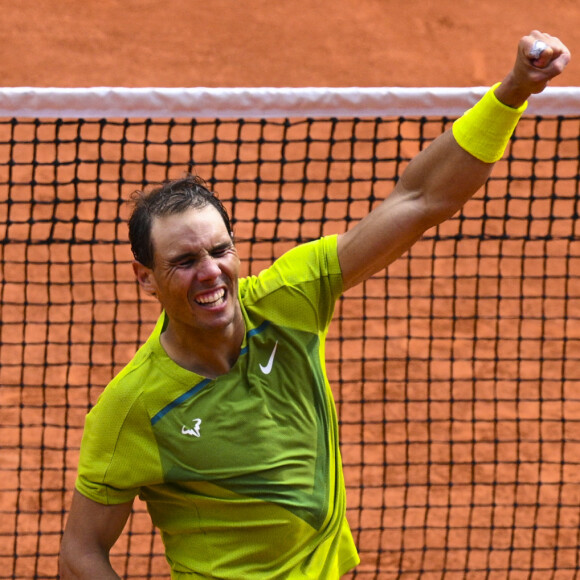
left=160, top=314, right=245, bottom=379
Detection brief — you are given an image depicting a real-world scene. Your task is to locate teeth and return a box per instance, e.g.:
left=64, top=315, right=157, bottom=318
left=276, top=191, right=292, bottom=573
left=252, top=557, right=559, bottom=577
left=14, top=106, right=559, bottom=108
left=196, top=288, right=225, bottom=305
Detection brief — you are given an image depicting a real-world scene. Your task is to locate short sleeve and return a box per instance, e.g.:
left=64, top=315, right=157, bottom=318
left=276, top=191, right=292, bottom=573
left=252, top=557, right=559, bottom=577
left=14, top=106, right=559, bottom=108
left=76, top=380, right=163, bottom=505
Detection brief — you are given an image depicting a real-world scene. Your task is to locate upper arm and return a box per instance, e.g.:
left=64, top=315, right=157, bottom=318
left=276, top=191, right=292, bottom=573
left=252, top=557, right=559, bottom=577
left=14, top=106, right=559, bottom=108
left=336, top=184, right=430, bottom=290
left=337, top=131, right=494, bottom=291
left=60, top=490, right=134, bottom=578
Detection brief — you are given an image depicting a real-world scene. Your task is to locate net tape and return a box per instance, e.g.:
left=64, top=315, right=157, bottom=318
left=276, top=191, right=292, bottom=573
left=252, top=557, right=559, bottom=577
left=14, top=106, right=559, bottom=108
left=0, top=86, right=579, bottom=118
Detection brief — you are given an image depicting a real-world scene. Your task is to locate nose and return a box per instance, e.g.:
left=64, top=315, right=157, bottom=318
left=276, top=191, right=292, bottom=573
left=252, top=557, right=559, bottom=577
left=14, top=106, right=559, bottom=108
left=196, top=255, right=221, bottom=280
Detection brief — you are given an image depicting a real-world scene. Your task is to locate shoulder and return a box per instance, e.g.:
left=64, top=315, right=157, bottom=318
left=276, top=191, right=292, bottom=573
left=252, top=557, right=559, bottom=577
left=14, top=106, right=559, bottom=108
left=239, top=236, right=343, bottom=330
left=86, top=314, right=166, bottom=422
left=240, top=235, right=342, bottom=298
left=85, top=353, right=151, bottom=430
left=276, top=235, right=341, bottom=277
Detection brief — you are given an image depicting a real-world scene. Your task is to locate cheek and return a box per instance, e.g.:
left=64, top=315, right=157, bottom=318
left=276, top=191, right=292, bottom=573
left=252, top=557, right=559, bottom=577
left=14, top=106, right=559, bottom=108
left=158, top=270, right=192, bottom=296
left=224, top=257, right=241, bottom=280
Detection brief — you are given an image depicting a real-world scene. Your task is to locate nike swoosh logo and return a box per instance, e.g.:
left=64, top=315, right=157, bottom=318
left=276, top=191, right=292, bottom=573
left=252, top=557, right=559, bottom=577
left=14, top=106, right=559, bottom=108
left=259, top=341, right=279, bottom=375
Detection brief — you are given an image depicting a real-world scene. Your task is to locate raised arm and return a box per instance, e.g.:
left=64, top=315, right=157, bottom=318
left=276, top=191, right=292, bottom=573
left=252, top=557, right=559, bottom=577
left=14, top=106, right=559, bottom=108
left=59, top=490, right=134, bottom=579
left=337, top=31, right=570, bottom=291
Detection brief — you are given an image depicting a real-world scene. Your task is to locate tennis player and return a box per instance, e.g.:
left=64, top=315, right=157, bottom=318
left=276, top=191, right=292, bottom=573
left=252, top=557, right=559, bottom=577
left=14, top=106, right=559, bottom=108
left=59, top=31, right=569, bottom=579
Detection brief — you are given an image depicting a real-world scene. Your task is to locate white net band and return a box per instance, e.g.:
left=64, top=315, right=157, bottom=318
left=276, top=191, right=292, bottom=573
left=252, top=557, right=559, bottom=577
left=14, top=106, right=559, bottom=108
left=0, top=86, right=578, bottom=118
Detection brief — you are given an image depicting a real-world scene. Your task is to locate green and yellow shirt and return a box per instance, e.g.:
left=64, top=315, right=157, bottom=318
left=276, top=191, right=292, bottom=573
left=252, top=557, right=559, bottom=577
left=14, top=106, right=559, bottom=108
left=76, top=235, right=360, bottom=579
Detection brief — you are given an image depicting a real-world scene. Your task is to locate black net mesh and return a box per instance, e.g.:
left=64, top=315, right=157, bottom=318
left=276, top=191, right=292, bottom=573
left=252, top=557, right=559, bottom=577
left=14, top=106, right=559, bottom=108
left=1, top=113, right=580, bottom=578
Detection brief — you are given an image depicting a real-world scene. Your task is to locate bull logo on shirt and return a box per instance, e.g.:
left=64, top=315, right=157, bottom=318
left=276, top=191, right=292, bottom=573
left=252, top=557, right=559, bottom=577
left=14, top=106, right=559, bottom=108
left=181, top=418, right=202, bottom=437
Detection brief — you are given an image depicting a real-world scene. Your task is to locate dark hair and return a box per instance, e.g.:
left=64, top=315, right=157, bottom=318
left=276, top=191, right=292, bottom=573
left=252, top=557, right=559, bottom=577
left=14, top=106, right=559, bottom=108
left=128, top=174, right=233, bottom=268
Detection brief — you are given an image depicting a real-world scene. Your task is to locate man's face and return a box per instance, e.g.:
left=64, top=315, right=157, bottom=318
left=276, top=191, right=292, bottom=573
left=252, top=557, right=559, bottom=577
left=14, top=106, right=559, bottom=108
left=136, top=204, right=242, bottom=338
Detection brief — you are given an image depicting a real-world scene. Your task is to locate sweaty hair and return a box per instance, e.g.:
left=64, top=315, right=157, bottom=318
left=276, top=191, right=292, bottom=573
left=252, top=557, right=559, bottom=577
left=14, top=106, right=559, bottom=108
left=128, top=174, right=233, bottom=268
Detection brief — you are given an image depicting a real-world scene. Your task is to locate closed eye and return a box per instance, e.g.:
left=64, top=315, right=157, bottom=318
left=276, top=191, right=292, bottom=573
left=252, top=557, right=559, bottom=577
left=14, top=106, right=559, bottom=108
left=211, top=248, right=230, bottom=258
left=169, top=241, right=234, bottom=267
left=176, top=258, right=195, bottom=268
left=211, top=242, right=235, bottom=258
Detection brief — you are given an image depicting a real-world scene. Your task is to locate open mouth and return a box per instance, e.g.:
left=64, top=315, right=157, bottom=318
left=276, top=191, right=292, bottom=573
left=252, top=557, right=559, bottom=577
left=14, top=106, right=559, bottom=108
left=195, top=287, right=226, bottom=307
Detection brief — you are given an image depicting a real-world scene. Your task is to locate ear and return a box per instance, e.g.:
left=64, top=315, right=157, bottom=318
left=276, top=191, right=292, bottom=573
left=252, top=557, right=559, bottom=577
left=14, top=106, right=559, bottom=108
left=133, top=261, right=157, bottom=296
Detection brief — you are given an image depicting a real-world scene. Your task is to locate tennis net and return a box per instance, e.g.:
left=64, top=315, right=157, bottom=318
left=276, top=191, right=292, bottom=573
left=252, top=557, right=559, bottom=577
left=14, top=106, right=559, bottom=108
left=1, top=86, right=580, bottom=579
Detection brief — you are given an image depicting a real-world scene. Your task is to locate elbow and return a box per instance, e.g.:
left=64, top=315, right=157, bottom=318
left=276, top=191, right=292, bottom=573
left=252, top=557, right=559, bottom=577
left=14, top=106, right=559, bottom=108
left=59, top=538, right=113, bottom=580
left=408, top=195, right=458, bottom=234
left=59, top=537, right=86, bottom=580
left=58, top=547, right=77, bottom=579
left=417, top=188, right=474, bottom=230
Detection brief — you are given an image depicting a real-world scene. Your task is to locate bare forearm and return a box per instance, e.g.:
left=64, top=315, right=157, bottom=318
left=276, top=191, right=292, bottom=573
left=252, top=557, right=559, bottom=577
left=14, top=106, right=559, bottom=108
left=398, top=130, right=494, bottom=226
left=60, top=491, right=133, bottom=579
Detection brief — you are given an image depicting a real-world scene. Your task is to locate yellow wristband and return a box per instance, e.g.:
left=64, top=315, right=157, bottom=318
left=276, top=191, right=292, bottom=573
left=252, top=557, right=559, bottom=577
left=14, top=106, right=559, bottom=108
left=452, top=83, right=528, bottom=163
